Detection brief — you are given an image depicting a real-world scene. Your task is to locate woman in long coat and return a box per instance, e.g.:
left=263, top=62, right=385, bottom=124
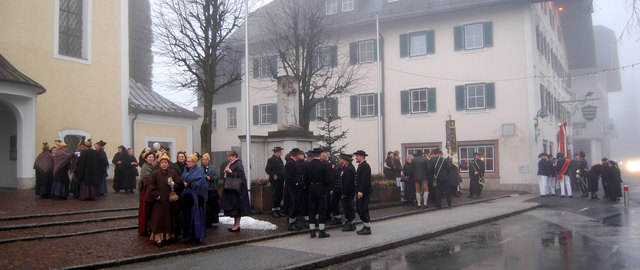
left=138, top=152, right=156, bottom=235
left=34, top=143, right=54, bottom=198
left=146, top=154, right=182, bottom=247
left=605, top=161, right=623, bottom=201
left=402, top=155, right=415, bottom=205
left=587, top=163, right=603, bottom=200
left=201, top=153, right=220, bottom=227
left=51, top=140, right=72, bottom=199
left=181, top=154, right=208, bottom=244
left=221, top=150, right=251, bottom=232
left=112, top=145, right=129, bottom=192
left=125, top=148, right=139, bottom=193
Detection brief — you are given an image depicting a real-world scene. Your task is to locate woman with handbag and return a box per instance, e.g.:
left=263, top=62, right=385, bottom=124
left=180, top=154, right=208, bottom=245
left=220, top=150, right=251, bottom=232
left=146, top=154, right=182, bottom=247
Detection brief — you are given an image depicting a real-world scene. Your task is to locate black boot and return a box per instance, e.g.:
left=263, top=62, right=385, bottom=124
left=288, top=223, right=302, bottom=231
left=318, top=230, right=330, bottom=238
left=330, top=218, right=342, bottom=225
left=310, top=230, right=316, bottom=238
left=341, top=223, right=355, bottom=231
left=357, top=226, right=371, bottom=235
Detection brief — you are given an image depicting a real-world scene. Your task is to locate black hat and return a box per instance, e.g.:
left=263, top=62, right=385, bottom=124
left=96, top=140, right=107, bottom=147
left=321, top=146, right=331, bottom=152
left=433, top=149, right=443, bottom=155
left=473, top=152, right=480, bottom=156
left=310, top=147, right=323, bottom=154
left=289, top=148, right=302, bottom=155
left=601, top=157, right=608, bottom=162
left=579, top=151, right=586, bottom=158
left=353, top=150, right=368, bottom=157
left=272, top=146, right=283, bottom=152
left=538, top=153, right=547, bottom=158
left=339, top=153, right=353, bottom=161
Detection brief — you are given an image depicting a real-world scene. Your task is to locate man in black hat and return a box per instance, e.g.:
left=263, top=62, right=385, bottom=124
left=320, top=146, right=339, bottom=225
left=354, top=150, right=372, bottom=235
left=266, top=146, right=285, bottom=217
left=537, top=153, right=550, bottom=196
left=411, top=150, right=431, bottom=207
left=431, top=150, right=453, bottom=209
left=467, top=152, right=485, bottom=198
left=305, top=148, right=330, bottom=238
left=285, top=148, right=305, bottom=231
left=338, top=153, right=357, bottom=231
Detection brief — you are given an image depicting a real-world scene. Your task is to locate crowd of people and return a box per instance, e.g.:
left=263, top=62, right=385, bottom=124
left=537, top=151, right=623, bottom=201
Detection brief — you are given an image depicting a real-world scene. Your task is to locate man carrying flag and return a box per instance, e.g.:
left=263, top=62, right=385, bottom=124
left=556, top=122, right=572, bottom=198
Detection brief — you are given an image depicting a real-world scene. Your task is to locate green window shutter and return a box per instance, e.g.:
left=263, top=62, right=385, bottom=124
left=399, top=34, right=408, bottom=58
left=330, top=46, right=338, bottom=67
left=454, top=26, right=463, bottom=51
left=455, top=85, right=466, bottom=111
left=485, top=83, right=495, bottom=109
left=350, top=95, right=358, bottom=118
left=426, top=30, right=435, bottom=54
left=271, top=103, right=278, bottom=123
left=427, top=88, right=437, bottom=112
left=483, top=22, right=493, bottom=47
left=349, top=42, right=357, bottom=65
left=310, top=98, right=318, bottom=121
left=330, top=98, right=339, bottom=117
left=373, top=40, right=378, bottom=62
left=253, top=58, right=259, bottom=78
left=400, top=90, right=410, bottom=114
left=253, top=105, right=259, bottom=125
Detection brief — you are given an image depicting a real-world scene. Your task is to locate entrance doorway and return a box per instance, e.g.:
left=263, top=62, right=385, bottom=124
left=0, top=101, right=17, bottom=188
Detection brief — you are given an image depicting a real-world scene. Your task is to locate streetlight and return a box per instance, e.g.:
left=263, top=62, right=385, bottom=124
left=534, top=108, right=548, bottom=142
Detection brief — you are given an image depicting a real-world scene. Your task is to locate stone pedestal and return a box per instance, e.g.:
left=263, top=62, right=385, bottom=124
left=239, top=130, right=315, bottom=181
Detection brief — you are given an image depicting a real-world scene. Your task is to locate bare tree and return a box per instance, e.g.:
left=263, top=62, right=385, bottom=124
left=259, top=0, right=361, bottom=130
left=153, top=0, right=246, bottom=154
left=622, top=0, right=640, bottom=38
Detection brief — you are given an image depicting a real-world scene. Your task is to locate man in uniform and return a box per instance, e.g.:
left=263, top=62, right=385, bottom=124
left=432, top=149, right=452, bottom=208
left=338, top=153, right=357, bottom=231
left=285, top=148, right=305, bottom=231
left=537, top=153, right=550, bottom=197
left=354, top=150, right=372, bottom=235
left=467, top=152, right=485, bottom=198
left=305, top=148, right=330, bottom=238
left=410, top=150, right=431, bottom=207
left=265, top=146, right=285, bottom=217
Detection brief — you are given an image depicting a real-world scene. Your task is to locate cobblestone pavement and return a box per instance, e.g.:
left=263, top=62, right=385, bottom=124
left=0, top=187, right=519, bottom=270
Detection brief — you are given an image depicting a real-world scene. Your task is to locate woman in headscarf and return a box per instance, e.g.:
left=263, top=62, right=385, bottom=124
left=138, top=152, right=156, bottom=236
left=605, top=160, right=623, bottom=201
left=181, top=154, right=208, bottom=244
left=112, top=145, right=129, bottom=192
left=146, top=154, right=182, bottom=247
left=200, top=153, right=220, bottom=228
left=125, top=148, right=139, bottom=193
left=34, top=142, right=54, bottom=198
left=51, top=140, right=72, bottom=199
left=221, top=150, right=251, bottom=232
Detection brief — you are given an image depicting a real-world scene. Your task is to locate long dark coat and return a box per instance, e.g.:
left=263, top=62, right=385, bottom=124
left=305, top=159, right=330, bottom=197
left=605, top=166, right=623, bottom=199
left=146, top=168, right=182, bottom=234
left=221, top=159, right=251, bottom=217
left=78, top=148, right=102, bottom=186
left=468, top=159, right=485, bottom=192
left=340, top=162, right=357, bottom=197
left=356, top=160, right=372, bottom=195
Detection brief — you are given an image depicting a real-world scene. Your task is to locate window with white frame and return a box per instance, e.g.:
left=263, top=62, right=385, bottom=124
left=359, top=94, right=375, bottom=117
left=342, top=0, right=354, bottom=12
left=358, top=40, right=374, bottom=64
left=459, top=145, right=495, bottom=173
left=313, top=46, right=333, bottom=69
left=56, top=0, right=90, bottom=60
left=227, top=107, right=237, bottom=128
left=317, top=99, right=331, bottom=119
left=260, top=57, right=272, bottom=78
left=411, top=89, right=427, bottom=113
left=260, top=104, right=272, bottom=125
left=410, top=32, right=427, bottom=57
left=212, top=110, right=217, bottom=130
left=406, top=146, right=439, bottom=158
left=466, top=84, right=486, bottom=109
left=464, top=23, right=484, bottom=50
left=326, top=0, right=337, bottom=15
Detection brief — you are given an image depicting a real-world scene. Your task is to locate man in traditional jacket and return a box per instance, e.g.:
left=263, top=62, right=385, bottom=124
left=285, top=148, right=305, bottom=231
left=354, top=150, right=373, bottom=235
left=537, top=153, right=551, bottom=197
left=411, top=150, right=431, bottom=207
left=467, top=152, right=485, bottom=198
left=556, top=153, right=572, bottom=198
left=338, top=153, right=357, bottom=231
left=305, top=148, right=330, bottom=238
left=432, top=150, right=452, bottom=208
left=265, top=146, right=285, bottom=218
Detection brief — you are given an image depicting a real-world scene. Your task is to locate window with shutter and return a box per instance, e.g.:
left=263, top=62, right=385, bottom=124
left=228, top=107, right=238, bottom=128
left=456, top=21, right=493, bottom=51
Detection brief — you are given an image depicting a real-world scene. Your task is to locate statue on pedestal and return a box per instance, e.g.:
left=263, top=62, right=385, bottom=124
left=277, top=76, right=300, bottom=131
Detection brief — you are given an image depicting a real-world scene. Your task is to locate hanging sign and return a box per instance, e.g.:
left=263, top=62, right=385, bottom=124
left=582, top=105, right=597, bottom=121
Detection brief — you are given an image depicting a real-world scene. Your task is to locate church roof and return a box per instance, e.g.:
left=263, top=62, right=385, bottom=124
left=0, top=54, right=46, bottom=94
left=129, top=78, right=199, bottom=119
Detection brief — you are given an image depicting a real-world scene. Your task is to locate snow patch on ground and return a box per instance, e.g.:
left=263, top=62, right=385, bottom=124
left=219, top=216, right=278, bottom=230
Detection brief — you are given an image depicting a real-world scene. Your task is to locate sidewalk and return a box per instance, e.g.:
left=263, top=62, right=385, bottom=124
left=114, top=194, right=540, bottom=270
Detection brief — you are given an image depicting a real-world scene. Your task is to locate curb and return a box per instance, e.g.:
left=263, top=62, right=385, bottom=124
left=0, top=214, right=137, bottom=231
left=284, top=202, right=541, bottom=270
left=0, top=225, right=137, bottom=244
left=57, top=193, right=527, bottom=270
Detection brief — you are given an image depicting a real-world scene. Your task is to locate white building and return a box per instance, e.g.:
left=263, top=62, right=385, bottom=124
left=197, top=0, right=603, bottom=192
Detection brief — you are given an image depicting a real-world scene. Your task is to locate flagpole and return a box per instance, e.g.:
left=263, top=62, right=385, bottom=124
left=244, top=0, right=252, bottom=189
left=376, top=13, right=383, bottom=173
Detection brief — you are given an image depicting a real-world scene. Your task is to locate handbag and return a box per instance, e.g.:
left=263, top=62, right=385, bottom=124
left=223, top=177, right=244, bottom=192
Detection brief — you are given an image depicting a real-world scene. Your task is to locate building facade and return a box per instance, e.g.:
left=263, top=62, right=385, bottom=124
left=199, top=0, right=602, bottom=192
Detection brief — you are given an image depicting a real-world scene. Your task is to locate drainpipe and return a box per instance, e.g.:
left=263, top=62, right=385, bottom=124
left=131, top=111, right=138, bottom=151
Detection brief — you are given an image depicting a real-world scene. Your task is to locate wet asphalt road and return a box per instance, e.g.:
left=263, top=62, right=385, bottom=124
left=325, top=174, right=640, bottom=270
